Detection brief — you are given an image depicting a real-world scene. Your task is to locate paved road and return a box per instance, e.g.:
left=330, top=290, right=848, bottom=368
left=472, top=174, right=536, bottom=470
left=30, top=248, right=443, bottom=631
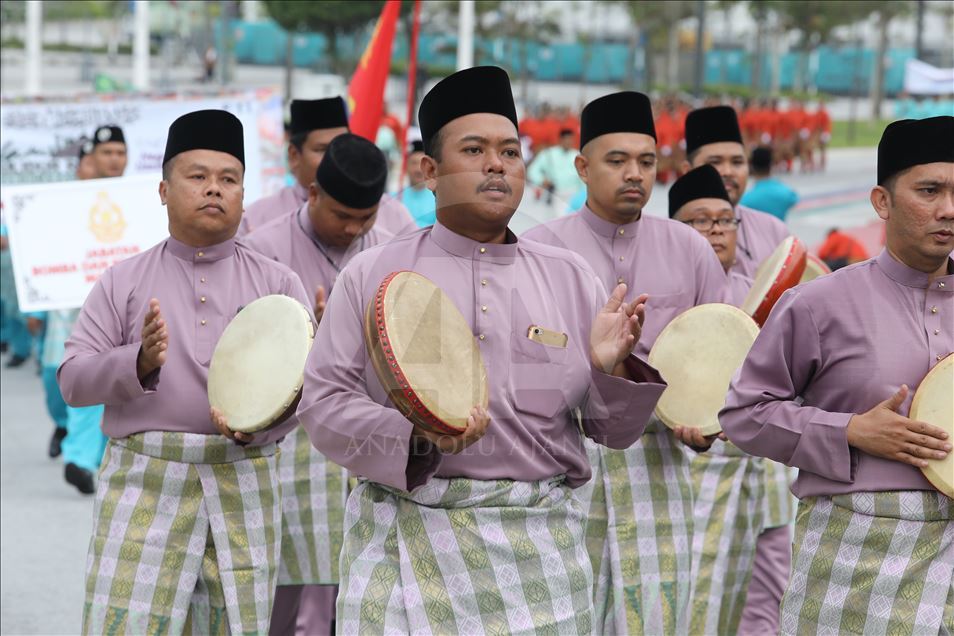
left=0, top=147, right=878, bottom=635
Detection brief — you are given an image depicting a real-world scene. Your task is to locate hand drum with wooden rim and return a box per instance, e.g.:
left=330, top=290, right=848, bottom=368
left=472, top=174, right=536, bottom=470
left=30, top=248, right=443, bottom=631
left=910, top=353, right=954, bottom=499
left=648, top=303, right=760, bottom=435
left=208, top=295, right=315, bottom=434
left=741, top=235, right=807, bottom=327
left=800, top=253, right=831, bottom=284
left=365, top=271, right=489, bottom=435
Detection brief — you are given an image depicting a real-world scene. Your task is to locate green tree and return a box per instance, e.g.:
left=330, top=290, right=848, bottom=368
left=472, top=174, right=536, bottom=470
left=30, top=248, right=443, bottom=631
left=613, top=0, right=695, bottom=91
left=263, top=0, right=385, bottom=101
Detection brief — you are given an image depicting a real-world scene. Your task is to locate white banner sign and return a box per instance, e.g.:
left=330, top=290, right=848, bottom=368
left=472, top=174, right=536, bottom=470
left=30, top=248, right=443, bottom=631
left=0, top=90, right=286, bottom=203
left=3, top=174, right=169, bottom=311
left=904, top=58, right=954, bottom=96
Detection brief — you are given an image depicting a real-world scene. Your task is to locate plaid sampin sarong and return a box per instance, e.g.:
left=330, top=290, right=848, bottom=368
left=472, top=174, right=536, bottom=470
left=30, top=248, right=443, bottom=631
left=781, top=490, right=954, bottom=635
left=762, top=459, right=797, bottom=529
left=594, top=417, right=695, bottom=635
left=276, top=426, right=348, bottom=586
left=82, top=432, right=281, bottom=635
left=337, top=476, right=593, bottom=635
left=688, top=439, right=765, bottom=635
left=574, top=439, right=612, bottom=627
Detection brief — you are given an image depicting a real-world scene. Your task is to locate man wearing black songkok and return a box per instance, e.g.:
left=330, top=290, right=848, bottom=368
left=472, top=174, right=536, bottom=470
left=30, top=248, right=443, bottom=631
left=682, top=105, right=790, bottom=279
left=719, top=115, right=954, bottom=635
left=524, top=91, right=727, bottom=635
left=62, top=109, right=312, bottom=634
left=245, top=133, right=394, bottom=636
left=297, top=66, right=668, bottom=635
left=242, top=97, right=415, bottom=236
left=90, top=124, right=128, bottom=178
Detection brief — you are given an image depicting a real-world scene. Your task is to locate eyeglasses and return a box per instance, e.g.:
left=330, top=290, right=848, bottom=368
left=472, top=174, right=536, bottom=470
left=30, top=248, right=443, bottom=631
left=681, top=217, right=741, bottom=232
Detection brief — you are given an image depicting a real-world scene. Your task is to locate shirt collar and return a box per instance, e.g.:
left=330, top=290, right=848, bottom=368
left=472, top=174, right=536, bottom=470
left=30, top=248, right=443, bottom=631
left=429, top=220, right=518, bottom=264
left=876, top=249, right=954, bottom=289
left=292, top=181, right=309, bottom=204
left=165, top=235, right=236, bottom=263
left=579, top=204, right=640, bottom=240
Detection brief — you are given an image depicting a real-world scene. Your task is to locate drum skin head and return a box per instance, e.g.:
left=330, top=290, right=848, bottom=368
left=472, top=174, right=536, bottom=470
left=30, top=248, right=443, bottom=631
left=742, top=235, right=807, bottom=327
left=208, top=295, right=314, bottom=434
left=648, top=303, right=760, bottom=435
left=799, top=253, right=831, bottom=284
left=910, top=353, right=954, bottom=499
left=365, top=271, right=488, bottom=435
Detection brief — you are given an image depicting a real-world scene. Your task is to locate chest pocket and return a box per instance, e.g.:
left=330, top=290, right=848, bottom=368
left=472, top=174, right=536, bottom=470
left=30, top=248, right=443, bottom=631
left=647, top=291, right=695, bottom=310
left=509, top=331, right=588, bottom=419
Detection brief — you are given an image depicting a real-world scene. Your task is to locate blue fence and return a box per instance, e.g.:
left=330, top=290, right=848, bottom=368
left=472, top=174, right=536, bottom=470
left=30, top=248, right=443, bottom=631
left=226, top=20, right=913, bottom=94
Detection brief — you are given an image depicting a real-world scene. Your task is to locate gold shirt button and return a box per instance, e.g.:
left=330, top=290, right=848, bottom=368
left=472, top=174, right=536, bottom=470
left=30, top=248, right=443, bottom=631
left=200, top=277, right=206, bottom=283
left=940, top=282, right=946, bottom=288
left=479, top=247, right=486, bottom=254
left=478, top=334, right=485, bottom=340
left=481, top=279, right=488, bottom=286
left=618, top=228, right=625, bottom=235
left=931, top=306, right=938, bottom=314
left=200, top=319, right=207, bottom=326
left=619, top=256, right=624, bottom=262
left=617, top=277, right=625, bottom=284
left=200, top=296, right=206, bottom=303
left=935, top=329, right=941, bottom=335
left=938, top=354, right=944, bottom=361
left=481, top=305, right=488, bottom=312
left=197, top=251, right=204, bottom=258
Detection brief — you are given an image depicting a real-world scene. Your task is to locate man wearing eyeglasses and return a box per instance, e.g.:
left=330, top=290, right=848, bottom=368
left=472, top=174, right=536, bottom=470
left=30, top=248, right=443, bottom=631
left=670, top=164, right=749, bottom=303
left=669, top=164, right=767, bottom=635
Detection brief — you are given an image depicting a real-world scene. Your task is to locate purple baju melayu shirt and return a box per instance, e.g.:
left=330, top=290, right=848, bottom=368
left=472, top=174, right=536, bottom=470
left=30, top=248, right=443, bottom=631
left=241, top=183, right=416, bottom=237
left=296, top=221, right=667, bottom=492
left=58, top=236, right=312, bottom=447
left=733, top=205, right=790, bottom=278
left=522, top=206, right=728, bottom=356
left=720, top=249, right=954, bottom=497
left=244, top=203, right=395, bottom=297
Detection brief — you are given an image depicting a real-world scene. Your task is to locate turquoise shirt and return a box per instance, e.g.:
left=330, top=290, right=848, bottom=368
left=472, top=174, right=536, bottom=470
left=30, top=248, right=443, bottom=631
left=739, top=178, right=799, bottom=222
left=399, top=186, right=436, bottom=227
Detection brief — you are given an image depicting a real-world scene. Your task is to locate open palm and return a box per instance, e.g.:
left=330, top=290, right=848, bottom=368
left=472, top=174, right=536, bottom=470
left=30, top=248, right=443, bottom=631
left=590, top=285, right=647, bottom=374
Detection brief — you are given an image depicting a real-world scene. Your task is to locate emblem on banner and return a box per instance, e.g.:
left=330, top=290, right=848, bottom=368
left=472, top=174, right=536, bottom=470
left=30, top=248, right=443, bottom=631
left=88, top=192, right=127, bottom=243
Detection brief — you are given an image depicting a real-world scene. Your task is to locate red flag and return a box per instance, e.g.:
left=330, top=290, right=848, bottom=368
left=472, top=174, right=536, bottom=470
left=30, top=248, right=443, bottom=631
left=347, top=0, right=401, bottom=141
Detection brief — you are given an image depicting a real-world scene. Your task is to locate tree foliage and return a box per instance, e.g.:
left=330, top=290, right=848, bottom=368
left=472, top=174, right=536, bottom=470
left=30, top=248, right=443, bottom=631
left=262, top=0, right=389, bottom=74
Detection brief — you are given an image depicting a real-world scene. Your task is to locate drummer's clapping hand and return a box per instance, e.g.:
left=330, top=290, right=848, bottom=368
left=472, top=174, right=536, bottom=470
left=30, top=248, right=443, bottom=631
left=314, top=285, right=327, bottom=324
left=673, top=427, right=725, bottom=452
left=137, top=298, right=168, bottom=382
left=590, top=284, right=648, bottom=377
left=846, top=385, right=951, bottom=468
left=211, top=406, right=255, bottom=445
left=413, top=406, right=490, bottom=454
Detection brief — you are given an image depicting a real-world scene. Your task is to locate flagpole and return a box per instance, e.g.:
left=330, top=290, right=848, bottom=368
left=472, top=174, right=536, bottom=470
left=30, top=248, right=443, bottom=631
left=400, top=0, right=422, bottom=191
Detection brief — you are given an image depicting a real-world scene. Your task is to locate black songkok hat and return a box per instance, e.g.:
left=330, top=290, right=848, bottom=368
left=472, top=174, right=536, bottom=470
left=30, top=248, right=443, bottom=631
left=877, top=116, right=954, bottom=185
left=685, top=106, right=743, bottom=155
left=315, top=133, right=388, bottom=209
left=92, top=125, right=125, bottom=147
left=290, top=97, right=349, bottom=136
left=77, top=137, right=94, bottom=160
left=162, top=109, right=245, bottom=167
left=668, top=164, right=731, bottom=218
left=580, top=91, right=656, bottom=149
left=407, top=139, right=425, bottom=154
left=418, top=66, right=518, bottom=155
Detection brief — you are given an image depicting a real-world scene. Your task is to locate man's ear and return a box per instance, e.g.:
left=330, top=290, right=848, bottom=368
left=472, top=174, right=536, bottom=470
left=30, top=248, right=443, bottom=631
left=574, top=154, right=589, bottom=185
left=308, top=182, right=320, bottom=205
left=678, top=159, right=691, bottom=177
left=159, top=179, right=168, bottom=206
left=870, top=185, right=891, bottom=222
left=421, top=155, right=439, bottom=193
